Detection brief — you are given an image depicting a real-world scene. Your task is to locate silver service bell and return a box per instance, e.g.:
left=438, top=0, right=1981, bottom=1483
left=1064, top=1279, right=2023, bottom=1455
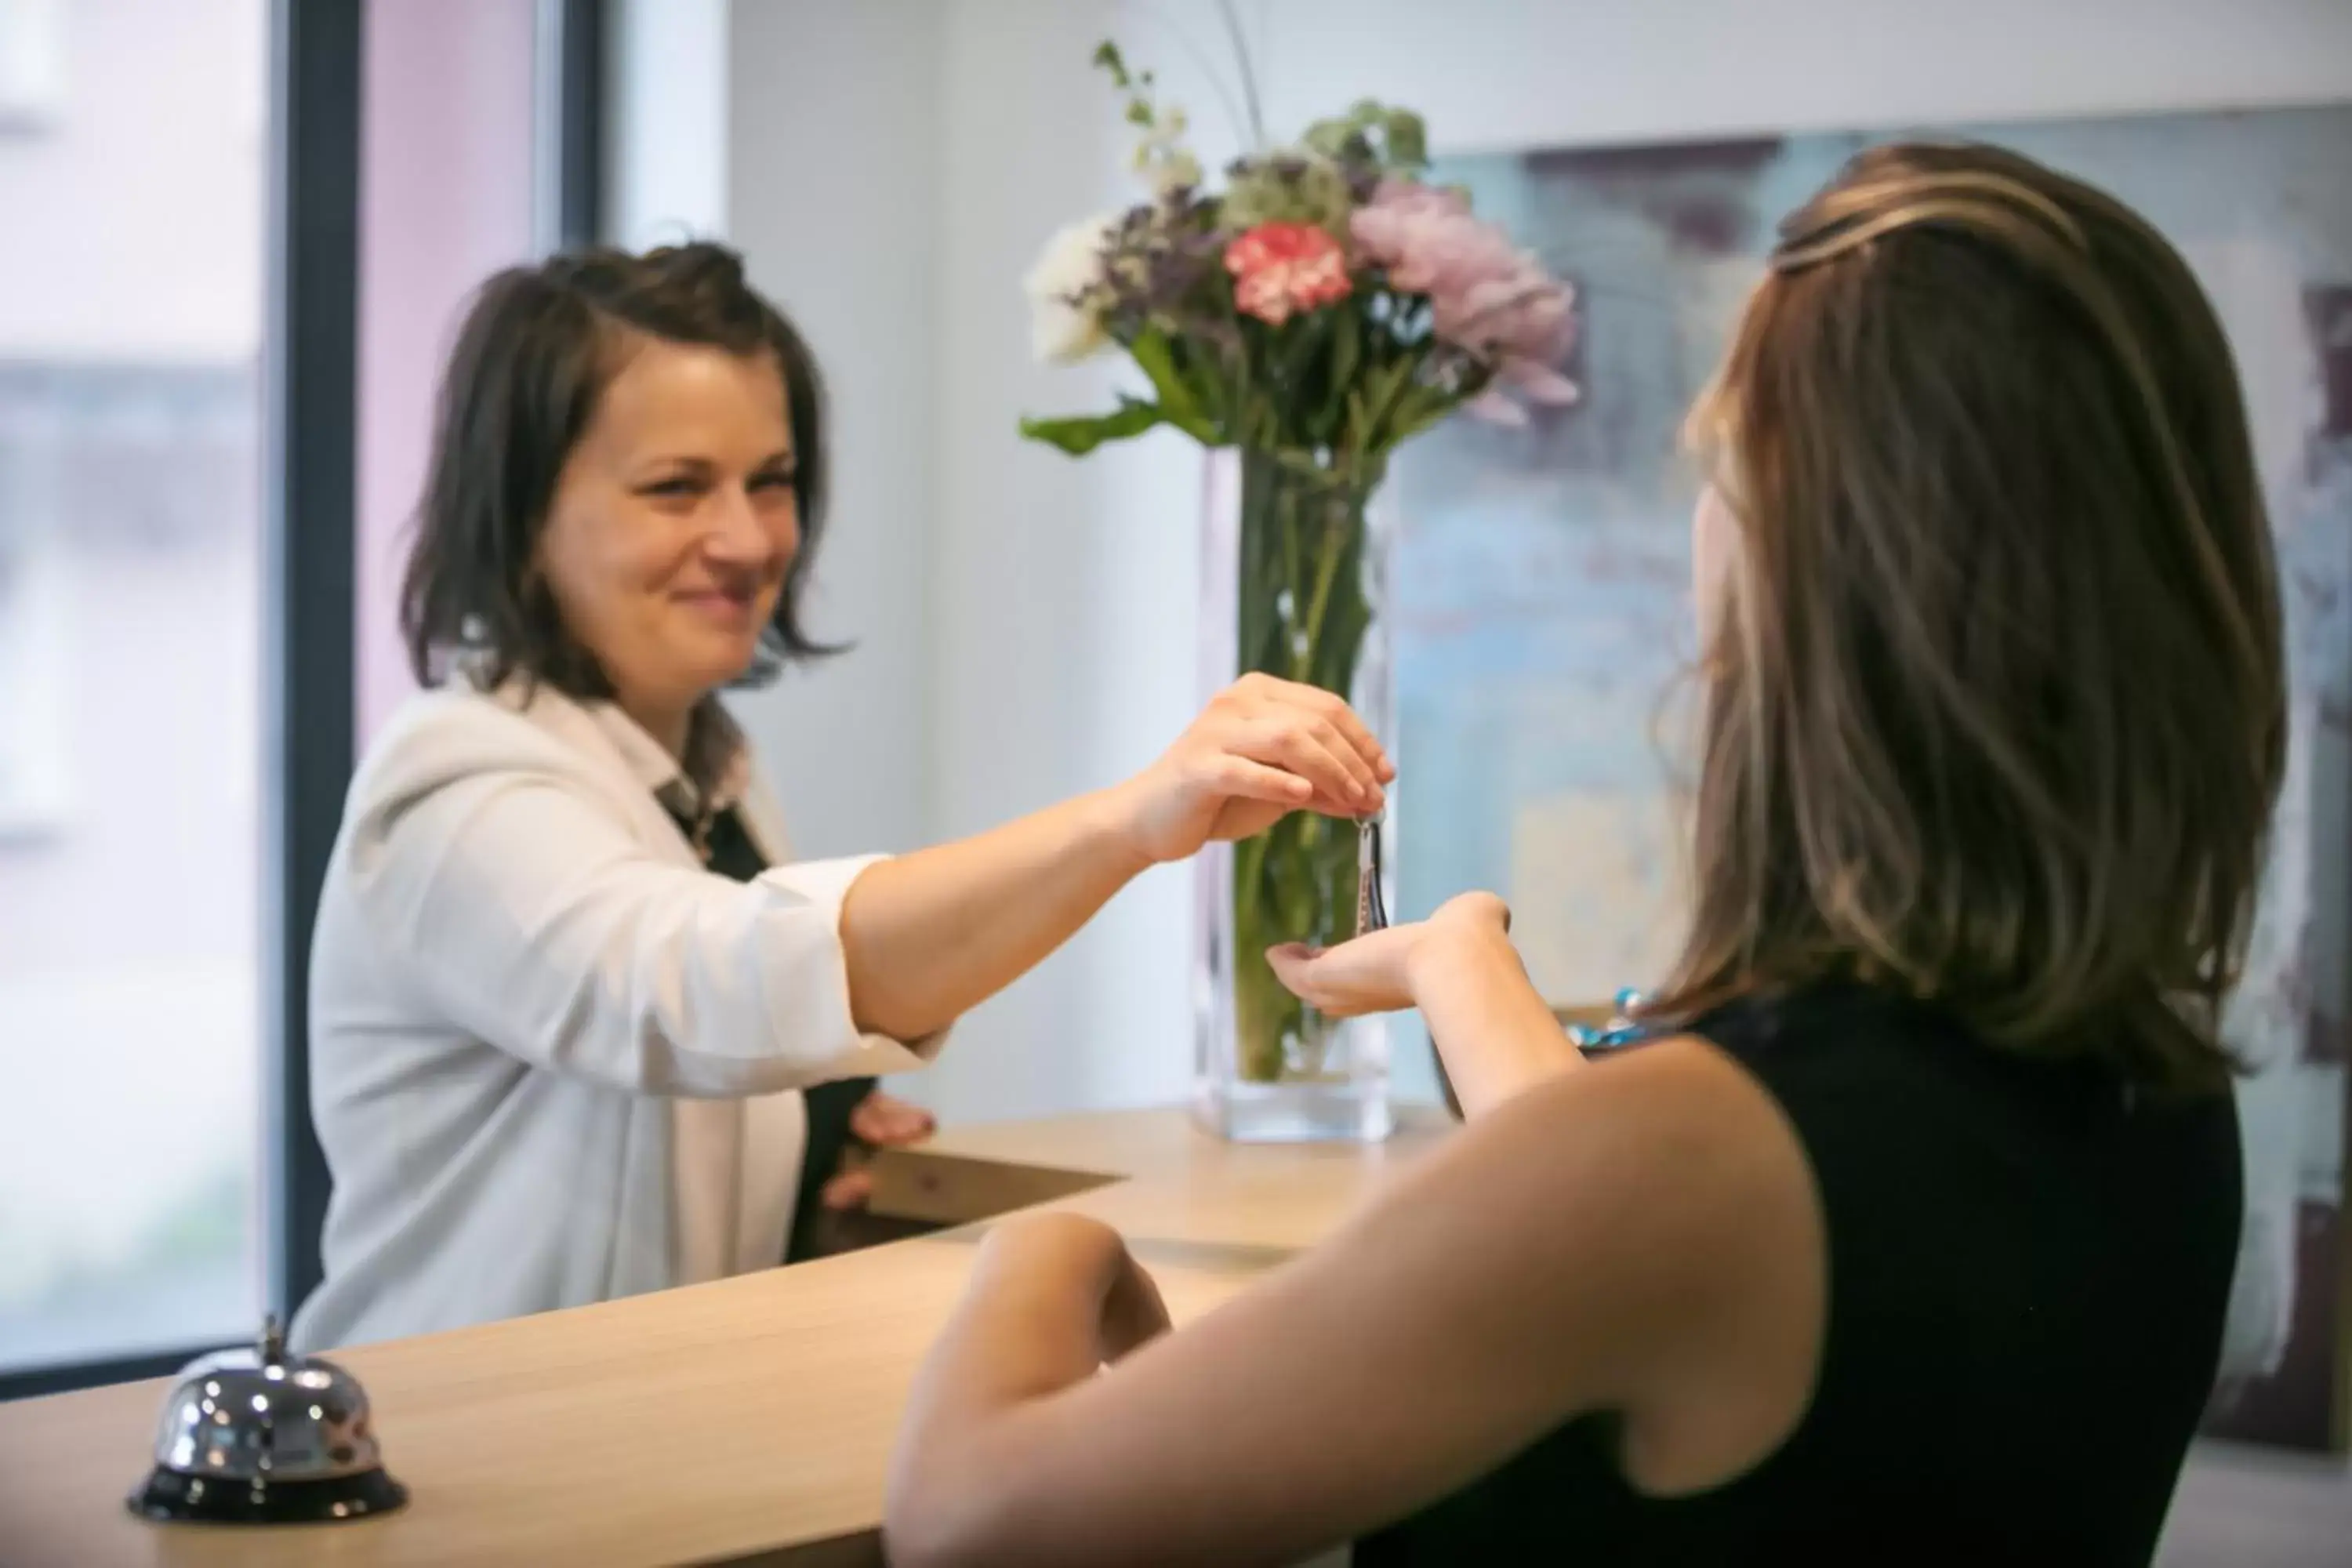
left=127, top=1316, right=408, bottom=1526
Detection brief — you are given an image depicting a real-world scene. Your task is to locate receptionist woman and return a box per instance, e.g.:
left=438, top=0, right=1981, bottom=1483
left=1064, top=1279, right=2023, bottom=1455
left=289, top=244, right=1389, bottom=1349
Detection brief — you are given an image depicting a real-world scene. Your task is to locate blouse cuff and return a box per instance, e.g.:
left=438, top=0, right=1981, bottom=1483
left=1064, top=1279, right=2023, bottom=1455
left=752, top=854, right=952, bottom=1076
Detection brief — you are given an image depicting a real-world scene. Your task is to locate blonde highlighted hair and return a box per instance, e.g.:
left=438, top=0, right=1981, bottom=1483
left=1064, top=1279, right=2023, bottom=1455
left=1650, top=142, right=2285, bottom=1091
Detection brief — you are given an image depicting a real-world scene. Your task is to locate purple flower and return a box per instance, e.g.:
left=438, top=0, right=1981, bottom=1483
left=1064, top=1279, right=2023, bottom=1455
left=1351, top=180, right=1578, bottom=423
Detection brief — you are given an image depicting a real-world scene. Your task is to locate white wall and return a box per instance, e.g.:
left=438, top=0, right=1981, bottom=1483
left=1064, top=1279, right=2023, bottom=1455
left=924, top=0, right=1200, bottom=1121
left=724, top=1, right=943, bottom=877
left=724, top=0, right=1175, bottom=1121
left=1221, top=0, right=2352, bottom=155
left=608, top=0, right=731, bottom=249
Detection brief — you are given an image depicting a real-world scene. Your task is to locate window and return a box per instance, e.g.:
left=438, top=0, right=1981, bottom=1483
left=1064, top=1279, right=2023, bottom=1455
left=1, top=0, right=601, bottom=1396
left=0, top=521, right=69, bottom=834
left=0, top=0, right=65, bottom=133
left=0, top=0, right=268, bottom=1381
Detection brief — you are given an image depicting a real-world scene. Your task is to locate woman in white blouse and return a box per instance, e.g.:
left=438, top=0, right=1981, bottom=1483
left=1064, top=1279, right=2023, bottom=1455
left=291, top=245, right=1388, bottom=1350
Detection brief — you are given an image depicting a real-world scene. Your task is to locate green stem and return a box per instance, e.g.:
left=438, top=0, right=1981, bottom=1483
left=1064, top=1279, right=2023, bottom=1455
left=1360, top=358, right=1420, bottom=452
left=1294, top=496, right=1350, bottom=683
left=1225, top=448, right=1381, bottom=1083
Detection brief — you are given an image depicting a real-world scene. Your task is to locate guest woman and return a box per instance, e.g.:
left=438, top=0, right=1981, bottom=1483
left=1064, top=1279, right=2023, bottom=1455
left=291, top=245, right=1390, bottom=1350
left=885, top=142, right=2280, bottom=1566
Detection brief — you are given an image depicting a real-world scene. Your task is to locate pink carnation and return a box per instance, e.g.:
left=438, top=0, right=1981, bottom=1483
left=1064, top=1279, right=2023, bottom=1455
left=1224, top=221, right=1353, bottom=327
left=1350, top=179, right=1578, bottom=423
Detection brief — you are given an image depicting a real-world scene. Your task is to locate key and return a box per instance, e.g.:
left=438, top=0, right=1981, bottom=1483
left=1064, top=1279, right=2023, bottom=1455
left=1355, top=810, right=1388, bottom=939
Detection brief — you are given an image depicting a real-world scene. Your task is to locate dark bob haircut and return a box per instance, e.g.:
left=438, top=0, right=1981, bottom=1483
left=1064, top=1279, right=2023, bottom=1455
left=400, top=241, right=834, bottom=695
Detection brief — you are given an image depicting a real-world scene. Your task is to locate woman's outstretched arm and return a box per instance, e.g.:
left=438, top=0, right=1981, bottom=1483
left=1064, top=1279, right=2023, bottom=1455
left=837, top=674, right=1392, bottom=1041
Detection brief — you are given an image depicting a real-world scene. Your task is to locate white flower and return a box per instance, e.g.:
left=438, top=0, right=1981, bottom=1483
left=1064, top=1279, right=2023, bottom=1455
left=1145, top=149, right=1202, bottom=198
left=1022, top=212, right=1120, bottom=365
left=1130, top=103, right=1200, bottom=198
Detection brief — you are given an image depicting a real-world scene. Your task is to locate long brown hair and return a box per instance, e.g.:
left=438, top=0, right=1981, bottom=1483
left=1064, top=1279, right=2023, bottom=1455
left=1652, top=142, right=2285, bottom=1091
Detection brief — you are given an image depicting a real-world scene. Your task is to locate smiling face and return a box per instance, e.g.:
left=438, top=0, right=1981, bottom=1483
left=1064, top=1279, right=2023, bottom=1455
left=536, top=333, right=800, bottom=746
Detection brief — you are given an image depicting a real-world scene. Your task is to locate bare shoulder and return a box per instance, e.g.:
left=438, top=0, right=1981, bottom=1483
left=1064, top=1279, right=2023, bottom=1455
left=1435, top=1033, right=1819, bottom=1229
left=1374, top=1035, right=1826, bottom=1430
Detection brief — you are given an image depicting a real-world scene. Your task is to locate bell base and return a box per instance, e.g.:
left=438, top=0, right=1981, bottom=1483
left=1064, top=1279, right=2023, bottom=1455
left=128, top=1466, right=408, bottom=1526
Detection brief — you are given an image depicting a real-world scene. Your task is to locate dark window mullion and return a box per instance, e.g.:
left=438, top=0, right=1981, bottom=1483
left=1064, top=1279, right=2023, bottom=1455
left=263, top=0, right=362, bottom=1327
left=0, top=1343, right=238, bottom=1404
left=556, top=0, right=607, bottom=249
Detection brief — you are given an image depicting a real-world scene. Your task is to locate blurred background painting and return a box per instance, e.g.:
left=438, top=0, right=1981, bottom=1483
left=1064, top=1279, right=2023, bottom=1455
left=1394, top=103, right=2352, bottom=1450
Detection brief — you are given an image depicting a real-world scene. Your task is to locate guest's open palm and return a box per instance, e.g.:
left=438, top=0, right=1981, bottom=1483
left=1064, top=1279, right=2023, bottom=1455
left=1267, top=892, right=1513, bottom=1017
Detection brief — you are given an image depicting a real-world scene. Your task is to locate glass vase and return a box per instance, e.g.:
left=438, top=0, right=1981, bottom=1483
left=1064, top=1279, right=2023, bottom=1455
left=1193, top=446, right=1396, bottom=1143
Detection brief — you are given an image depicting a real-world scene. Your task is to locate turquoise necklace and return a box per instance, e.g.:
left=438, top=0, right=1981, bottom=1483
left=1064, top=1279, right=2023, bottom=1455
left=1566, top=988, right=1653, bottom=1051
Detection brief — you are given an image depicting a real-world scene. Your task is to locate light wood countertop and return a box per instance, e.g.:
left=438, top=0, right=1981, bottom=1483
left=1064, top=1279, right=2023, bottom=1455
left=0, top=1109, right=1451, bottom=1567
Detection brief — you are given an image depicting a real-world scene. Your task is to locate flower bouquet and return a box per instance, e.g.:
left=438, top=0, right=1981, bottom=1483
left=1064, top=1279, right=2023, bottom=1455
left=1022, top=37, right=1577, bottom=1138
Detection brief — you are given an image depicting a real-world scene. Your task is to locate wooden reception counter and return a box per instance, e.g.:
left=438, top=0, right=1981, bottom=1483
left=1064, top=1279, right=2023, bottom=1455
left=0, top=1109, right=1450, bottom=1566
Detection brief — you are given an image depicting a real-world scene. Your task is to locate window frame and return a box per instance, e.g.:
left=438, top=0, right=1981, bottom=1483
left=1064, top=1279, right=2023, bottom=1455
left=0, top=0, right=609, bottom=1403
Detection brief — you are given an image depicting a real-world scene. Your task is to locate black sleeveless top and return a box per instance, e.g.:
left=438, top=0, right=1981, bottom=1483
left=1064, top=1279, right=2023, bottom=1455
left=665, top=801, right=873, bottom=1266
left=1358, top=984, right=2241, bottom=1566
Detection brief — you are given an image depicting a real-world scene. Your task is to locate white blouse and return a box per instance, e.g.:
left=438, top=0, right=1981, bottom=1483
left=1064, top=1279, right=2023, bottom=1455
left=291, top=681, right=940, bottom=1350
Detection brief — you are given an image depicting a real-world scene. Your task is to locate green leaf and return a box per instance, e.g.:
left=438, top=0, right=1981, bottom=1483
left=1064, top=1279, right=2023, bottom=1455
left=1018, top=400, right=1165, bottom=456
left=1325, top=316, right=1360, bottom=436
left=1385, top=390, right=1461, bottom=448
left=1302, top=100, right=1430, bottom=176
left=1356, top=358, right=1417, bottom=448
left=1384, top=111, right=1428, bottom=170
left=1180, top=337, right=1229, bottom=429
left=1128, top=328, right=1221, bottom=444
left=1301, top=120, right=1351, bottom=160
